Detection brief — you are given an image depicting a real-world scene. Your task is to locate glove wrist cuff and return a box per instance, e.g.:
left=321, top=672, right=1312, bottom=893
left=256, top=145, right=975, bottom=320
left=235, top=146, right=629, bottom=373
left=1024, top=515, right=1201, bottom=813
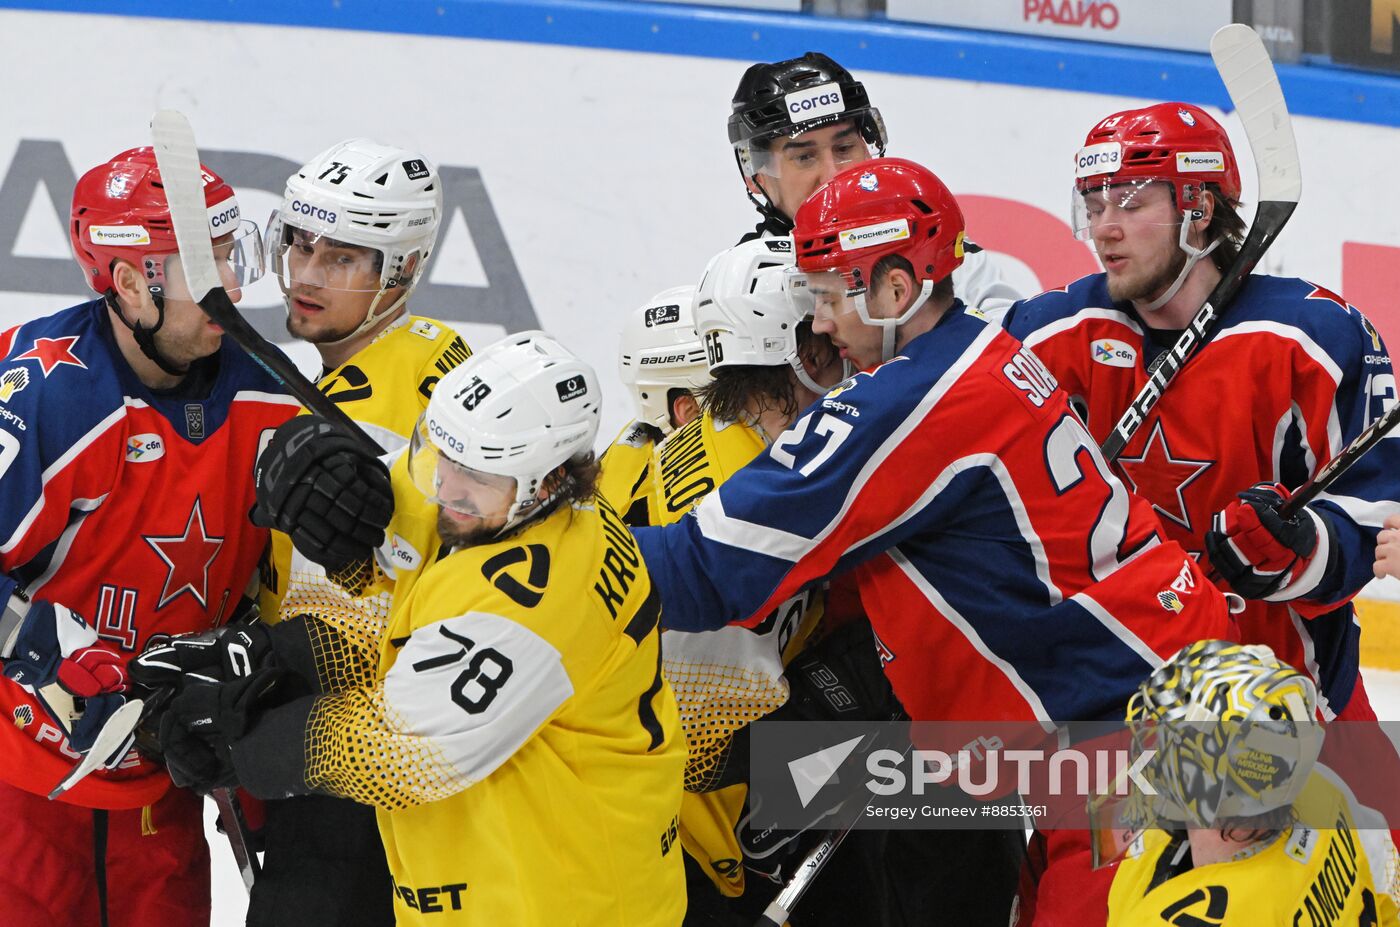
left=0, top=593, right=29, bottom=658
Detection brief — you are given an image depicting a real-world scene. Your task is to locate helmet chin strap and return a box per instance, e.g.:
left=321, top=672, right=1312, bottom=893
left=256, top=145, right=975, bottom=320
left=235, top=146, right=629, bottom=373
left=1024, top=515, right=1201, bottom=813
left=854, top=278, right=934, bottom=363
left=321, top=285, right=413, bottom=346
left=1140, top=212, right=1222, bottom=313
left=789, top=354, right=844, bottom=396
left=107, top=290, right=189, bottom=377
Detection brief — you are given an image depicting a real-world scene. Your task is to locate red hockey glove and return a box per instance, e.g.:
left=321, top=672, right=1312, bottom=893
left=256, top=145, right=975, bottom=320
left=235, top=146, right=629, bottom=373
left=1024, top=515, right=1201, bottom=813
left=1, top=598, right=129, bottom=697
left=1204, top=482, right=1323, bottom=600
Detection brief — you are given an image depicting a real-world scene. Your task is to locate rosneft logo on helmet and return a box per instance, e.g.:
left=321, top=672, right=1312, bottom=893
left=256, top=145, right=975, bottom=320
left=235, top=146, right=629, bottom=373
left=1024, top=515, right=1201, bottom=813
left=1175, top=152, right=1225, bottom=173
left=644, top=304, right=681, bottom=327
left=89, top=225, right=151, bottom=246
left=1075, top=142, right=1122, bottom=178
left=783, top=83, right=845, bottom=124
left=290, top=199, right=338, bottom=226
left=556, top=375, right=587, bottom=402
left=206, top=198, right=241, bottom=236
left=838, top=219, right=909, bottom=252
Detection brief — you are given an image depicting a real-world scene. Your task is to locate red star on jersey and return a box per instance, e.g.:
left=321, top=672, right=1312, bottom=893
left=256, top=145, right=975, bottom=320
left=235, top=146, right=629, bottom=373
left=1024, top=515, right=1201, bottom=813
left=1115, top=420, right=1214, bottom=533
left=14, top=336, right=87, bottom=377
left=1304, top=283, right=1350, bottom=311
left=145, top=497, right=224, bottom=609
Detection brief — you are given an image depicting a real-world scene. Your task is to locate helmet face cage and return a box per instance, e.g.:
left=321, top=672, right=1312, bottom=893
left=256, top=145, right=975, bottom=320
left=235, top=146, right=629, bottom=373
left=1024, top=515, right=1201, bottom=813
left=408, top=415, right=519, bottom=519
left=1126, top=640, right=1322, bottom=829
left=617, top=286, right=710, bottom=433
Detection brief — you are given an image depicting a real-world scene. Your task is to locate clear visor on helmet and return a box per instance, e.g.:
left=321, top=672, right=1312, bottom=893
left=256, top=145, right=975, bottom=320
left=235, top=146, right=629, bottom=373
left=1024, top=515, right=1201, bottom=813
left=407, top=415, right=517, bottom=519
left=1071, top=178, right=1186, bottom=242
left=740, top=112, right=885, bottom=180
left=145, top=219, right=265, bottom=301
left=265, top=214, right=386, bottom=294
left=784, top=265, right=865, bottom=322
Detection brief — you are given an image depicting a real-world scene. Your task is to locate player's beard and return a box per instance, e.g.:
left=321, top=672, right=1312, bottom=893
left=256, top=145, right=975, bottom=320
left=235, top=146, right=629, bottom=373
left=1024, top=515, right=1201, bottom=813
left=1107, top=235, right=1188, bottom=306
left=284, top=309, right=361, bottom=345
left=436, top=509, right=505, bottom=549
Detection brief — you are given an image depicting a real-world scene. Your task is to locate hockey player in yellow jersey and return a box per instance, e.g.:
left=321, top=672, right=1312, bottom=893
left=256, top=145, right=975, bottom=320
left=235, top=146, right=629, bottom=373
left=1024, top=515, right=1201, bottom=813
left=154, top=332, right=687, bottom=926
left=598, top=286, right=709, bottom=525
left=1104, top=640, right=1400, bottom=926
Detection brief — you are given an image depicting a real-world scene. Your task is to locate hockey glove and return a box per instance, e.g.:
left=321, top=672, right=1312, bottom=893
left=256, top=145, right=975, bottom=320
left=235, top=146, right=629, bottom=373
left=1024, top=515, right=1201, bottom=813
left=131, top=622, right=274, bottom=691
left=251, top=416, right=394, bottom=574
left=1, top=597, right=128, bottom=698
left=1205, top=482, right=1327, bottom=600
left=157, top=668, right=282, bottom=793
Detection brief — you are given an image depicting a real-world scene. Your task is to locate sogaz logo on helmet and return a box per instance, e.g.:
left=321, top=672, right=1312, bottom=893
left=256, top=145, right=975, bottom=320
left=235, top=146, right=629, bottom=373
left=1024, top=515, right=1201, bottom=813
left=1175, top=152, right=1225, bottom=173
left=427, top=416, right=466, bottom=454
left=290, top=199, right=338, bottom=225
left=206, top=199, right=241, bottom=235
left=1074, top=142, right=1122, bottom=178
left=783, top=83, right=845, bottom=124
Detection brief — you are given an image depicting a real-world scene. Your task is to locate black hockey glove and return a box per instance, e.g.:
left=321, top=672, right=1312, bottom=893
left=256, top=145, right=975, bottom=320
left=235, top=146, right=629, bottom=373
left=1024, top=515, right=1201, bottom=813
left=157, top=668, right=282, bottom=793
left=251, top=416, right=394, bottom=574
left=131, top=622, right=274, bottom=691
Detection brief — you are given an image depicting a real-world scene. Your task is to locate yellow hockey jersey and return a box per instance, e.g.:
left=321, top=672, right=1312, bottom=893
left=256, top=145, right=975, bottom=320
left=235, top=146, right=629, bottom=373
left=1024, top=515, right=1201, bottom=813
left=644, top=412, right=823, bottom=896
left=1108, top=770, right=1400, bottom=927
left=597, top=419, right=663, bottom=527
left=300, top=462, right=686, bottom=926
left=260, top=313, right=470, bottom=620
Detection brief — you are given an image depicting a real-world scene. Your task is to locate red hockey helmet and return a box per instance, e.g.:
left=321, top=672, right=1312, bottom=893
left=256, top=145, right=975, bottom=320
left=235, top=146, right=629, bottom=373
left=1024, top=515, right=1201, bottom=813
left=69, top=147, right=256, bottom=296
left=1071, top=102, right=1241, bottom=240
left=793, top=157, right=965, bottom=288
left=789, top=158, right=965, bottom=362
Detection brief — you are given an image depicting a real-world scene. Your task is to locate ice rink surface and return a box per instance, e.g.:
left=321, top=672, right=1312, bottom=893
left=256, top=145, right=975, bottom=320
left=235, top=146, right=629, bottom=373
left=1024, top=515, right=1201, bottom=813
left=203, top=667, right=1400, bottom=924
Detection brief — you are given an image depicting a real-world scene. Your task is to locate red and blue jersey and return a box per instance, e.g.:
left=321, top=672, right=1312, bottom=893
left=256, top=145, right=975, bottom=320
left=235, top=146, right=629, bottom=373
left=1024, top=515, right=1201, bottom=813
left=1003, top=273, right=1398, bottom=718
left=0, top=299, right=299, bottom=808
left=636, top=304, right=1232, bottom=728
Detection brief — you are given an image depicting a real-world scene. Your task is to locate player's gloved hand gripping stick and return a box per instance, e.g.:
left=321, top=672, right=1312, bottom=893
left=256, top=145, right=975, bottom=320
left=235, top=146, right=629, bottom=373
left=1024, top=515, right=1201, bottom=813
left=1100, top=24, right=1302, bottom=462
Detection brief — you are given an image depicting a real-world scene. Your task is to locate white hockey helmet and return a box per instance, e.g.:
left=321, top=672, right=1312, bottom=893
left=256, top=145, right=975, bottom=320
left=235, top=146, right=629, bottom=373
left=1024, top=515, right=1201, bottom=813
left=267, top=138, right=443, bottom=339
left=694, top=237, right=841, bottom=395
left=409, top=330, right=601, bottom=531
left=617, top=285, right=710, bottom=434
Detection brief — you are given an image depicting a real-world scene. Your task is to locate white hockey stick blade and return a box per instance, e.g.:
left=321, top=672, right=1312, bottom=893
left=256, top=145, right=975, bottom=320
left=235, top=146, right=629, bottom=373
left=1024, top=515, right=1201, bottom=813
left=149, top=110, right=220, bottom=302
left=47, top=697, right=145, bottom=800
left=1210, top=24, right=1301, bottom=204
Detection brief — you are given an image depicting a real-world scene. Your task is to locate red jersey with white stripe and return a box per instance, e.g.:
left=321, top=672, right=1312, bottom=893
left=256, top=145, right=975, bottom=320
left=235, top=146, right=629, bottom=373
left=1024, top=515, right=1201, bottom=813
left=1005, top=273, right=1397, bottom=717
left=0, top=299, right=298, bottom=808
left=637, top=303, right=1233, bottom=728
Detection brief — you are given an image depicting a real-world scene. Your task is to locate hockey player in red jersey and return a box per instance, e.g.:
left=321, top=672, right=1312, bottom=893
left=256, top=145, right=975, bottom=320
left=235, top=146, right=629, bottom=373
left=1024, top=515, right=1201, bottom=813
left=1003, top=101, right=1400, bottom=920
left=635, top=158, right=1236, bottom=925
left=0, top=149, right=297, bottom=927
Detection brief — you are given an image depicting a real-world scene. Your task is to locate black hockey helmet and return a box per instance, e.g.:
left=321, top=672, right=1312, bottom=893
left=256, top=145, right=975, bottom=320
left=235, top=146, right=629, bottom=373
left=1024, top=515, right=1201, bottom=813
left=728, top=53, right=886, bottom=174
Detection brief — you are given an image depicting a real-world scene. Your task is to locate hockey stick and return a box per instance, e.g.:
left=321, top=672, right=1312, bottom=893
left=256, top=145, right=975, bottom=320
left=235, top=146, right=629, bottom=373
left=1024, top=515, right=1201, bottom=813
left=1280, top=401, right=1400, bottom=516
left=212, top=787, right=261, bottom=892
left=1100, top=24, right=1301, bottom=462
left=48, top=697, right=147, bottom=799
left=754, top=825, right=853, bottom=927
left=148, top=110, right=379, bottom=455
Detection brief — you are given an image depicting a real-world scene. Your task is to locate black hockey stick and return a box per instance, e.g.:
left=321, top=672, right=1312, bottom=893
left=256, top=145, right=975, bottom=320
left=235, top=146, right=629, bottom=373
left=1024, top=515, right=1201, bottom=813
left=754, top=826, right=853, bottom=927
left=1100, top=24, right=1302, bottom=462
left=1280, top=401, right=1400, bottom=517
left=213, top=786, right=261, bottom=892
left=148, top=110, right=379, bottom=455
